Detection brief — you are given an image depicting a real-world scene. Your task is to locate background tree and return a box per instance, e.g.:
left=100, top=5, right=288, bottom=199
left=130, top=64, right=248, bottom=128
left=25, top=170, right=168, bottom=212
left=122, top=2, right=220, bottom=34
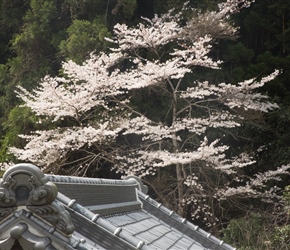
left=0, top=0, right=138, bottom=163
left=8, top=0, right=290, bottom=234
left=2, top=0, right=290, bottom=246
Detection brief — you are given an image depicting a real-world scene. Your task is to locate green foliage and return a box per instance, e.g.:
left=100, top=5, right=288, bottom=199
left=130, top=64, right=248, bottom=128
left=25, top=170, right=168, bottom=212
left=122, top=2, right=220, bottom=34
left=119, top=0, right=137, bottom=19
left=0, top=0, right=29, bottom=32
left=222, top=42, right=255, bottom=81
left=221, top=213, right=269, bottom=250
left=0, top=106, right=37, bottom=162
left=12, top=0, right=57, bottom=49
left=221, top=186, right=290, bottom=250
left=283, top=185, right=290, bottom=204
left=10, top=0, right=57, bottom=67
left=62, top=0, right=137, bottom=23
left=271, top=225, right=290, bottom=249
left=266, top=187, right=290, bottom=249
left=59, top=18, right=111, bottom=63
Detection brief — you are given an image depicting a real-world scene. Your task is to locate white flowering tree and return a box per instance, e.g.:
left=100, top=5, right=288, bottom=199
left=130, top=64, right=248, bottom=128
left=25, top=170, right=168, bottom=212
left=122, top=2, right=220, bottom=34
left=9, top=0, right=290, bottom=229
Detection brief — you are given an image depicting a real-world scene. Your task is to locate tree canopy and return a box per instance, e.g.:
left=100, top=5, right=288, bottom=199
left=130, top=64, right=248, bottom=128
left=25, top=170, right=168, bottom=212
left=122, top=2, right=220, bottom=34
left=1, top=0, right=290, bottom=248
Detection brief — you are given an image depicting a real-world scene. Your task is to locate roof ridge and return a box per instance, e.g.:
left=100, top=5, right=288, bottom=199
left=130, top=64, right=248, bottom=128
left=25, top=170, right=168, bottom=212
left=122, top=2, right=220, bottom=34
left=45, top=174, right=138, bottom=186
left=57, top=192, right=151, bottom=250
left=46, top=174, right=148, bottom=194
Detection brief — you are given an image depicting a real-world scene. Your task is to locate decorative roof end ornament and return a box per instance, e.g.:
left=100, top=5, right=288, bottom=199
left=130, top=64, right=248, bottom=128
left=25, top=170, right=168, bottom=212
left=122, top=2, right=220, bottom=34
left=0, top=164, right=75, bottom=235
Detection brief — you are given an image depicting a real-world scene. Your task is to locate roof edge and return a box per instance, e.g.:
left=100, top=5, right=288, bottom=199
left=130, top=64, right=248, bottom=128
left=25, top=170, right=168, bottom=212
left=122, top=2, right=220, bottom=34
left=138, top=191, right=236, bottom=250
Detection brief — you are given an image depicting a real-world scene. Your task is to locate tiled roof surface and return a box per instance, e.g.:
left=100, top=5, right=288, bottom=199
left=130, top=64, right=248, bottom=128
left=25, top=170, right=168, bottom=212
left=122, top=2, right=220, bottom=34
left=0, top=164, right=236, bottom=250
left=103, top=210, right=206, bottom=249
left=47, top=174, right=235, bottom=250
left=138, top=192, right=235, bottom=250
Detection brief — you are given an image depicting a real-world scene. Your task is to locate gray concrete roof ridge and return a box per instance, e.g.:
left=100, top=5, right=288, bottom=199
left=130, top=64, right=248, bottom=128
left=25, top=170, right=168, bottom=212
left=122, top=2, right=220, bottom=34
left=57, top=191, right=150, bottom=250
left=46, top=174, right=139, bottom=186
left=46, top=174, right=149, bottom=198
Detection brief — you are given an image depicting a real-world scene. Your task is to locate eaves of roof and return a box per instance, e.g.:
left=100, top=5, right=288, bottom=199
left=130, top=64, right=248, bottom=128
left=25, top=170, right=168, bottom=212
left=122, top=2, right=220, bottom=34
left=138, top=191, right=236, bottom=250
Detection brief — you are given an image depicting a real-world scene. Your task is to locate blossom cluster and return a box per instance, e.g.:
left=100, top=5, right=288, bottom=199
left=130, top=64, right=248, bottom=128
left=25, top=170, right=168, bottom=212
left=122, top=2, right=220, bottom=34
left=8, top=0, right=289, bottom=225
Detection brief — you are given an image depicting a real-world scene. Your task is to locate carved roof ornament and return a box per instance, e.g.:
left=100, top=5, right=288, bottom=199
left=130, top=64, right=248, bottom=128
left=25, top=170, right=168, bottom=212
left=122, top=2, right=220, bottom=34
left=0, top=164, right=75, bottom=235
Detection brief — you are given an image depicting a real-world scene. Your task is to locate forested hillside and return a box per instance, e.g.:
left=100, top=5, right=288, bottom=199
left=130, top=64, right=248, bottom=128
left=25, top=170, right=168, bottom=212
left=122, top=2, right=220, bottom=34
left=1, top=0, right=290, bottom=249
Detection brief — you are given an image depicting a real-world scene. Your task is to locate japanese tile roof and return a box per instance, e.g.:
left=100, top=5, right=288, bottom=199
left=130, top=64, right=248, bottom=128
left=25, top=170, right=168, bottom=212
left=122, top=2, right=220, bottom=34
left=0, top=163, right=236, bottom=250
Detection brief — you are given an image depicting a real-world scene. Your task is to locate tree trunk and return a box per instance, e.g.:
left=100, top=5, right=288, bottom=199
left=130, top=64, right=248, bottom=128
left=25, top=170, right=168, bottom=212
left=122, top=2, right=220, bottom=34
left=282, top=13, right=285, bottom=56
left=172, top=90, right=184, bottom=216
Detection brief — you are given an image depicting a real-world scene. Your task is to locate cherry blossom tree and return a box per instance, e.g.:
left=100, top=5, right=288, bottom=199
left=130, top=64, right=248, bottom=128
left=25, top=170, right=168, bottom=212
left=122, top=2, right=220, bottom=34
left=8, top=0, right=290, bottom=229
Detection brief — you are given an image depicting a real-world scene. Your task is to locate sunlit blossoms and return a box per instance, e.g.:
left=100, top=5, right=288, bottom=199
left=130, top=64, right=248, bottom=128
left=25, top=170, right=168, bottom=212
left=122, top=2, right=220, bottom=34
left=9, top=0, right=289, bottom=227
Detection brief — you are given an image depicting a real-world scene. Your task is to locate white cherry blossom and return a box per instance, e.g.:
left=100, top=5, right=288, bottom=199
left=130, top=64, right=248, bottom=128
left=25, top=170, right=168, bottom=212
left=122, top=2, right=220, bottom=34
left=9, top=0, right=289, bottom=226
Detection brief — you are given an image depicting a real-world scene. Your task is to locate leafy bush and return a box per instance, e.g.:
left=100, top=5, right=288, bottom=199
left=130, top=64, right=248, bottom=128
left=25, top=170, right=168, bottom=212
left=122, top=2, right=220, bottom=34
left=221, top=213, right=268, bottom=250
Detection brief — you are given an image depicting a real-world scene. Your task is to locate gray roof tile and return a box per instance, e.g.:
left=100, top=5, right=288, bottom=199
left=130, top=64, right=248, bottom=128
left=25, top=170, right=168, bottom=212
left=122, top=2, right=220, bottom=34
left=51, top=171, right=235, bottom=250
left=0, top=164, right=236, bottom=250
left=103, top=210, right=208, bottom=250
